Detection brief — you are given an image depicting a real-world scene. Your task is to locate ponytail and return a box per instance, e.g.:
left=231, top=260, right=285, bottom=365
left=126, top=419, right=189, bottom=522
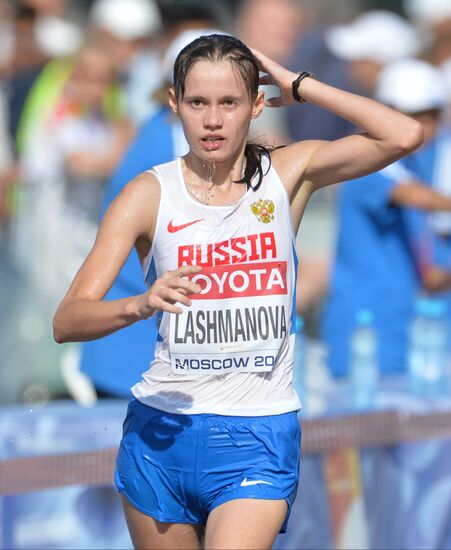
left=235, top=142, right=272, bottom=191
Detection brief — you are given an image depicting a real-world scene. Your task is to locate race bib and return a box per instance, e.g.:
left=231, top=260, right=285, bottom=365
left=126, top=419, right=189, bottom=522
left=169, top=261, right=289, bottom=375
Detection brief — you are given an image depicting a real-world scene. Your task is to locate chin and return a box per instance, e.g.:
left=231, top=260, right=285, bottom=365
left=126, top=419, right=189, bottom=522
left=199, top=145, right=245, bottom=164
left=194, top=148, right=228, bottom=163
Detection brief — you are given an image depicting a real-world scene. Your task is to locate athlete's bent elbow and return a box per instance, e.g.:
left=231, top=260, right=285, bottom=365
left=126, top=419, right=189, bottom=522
left=397, top=120, right=424, bottom=155
left=53, top=312, right=68, bottom=344
left=53, top=324, right=65, bottom=344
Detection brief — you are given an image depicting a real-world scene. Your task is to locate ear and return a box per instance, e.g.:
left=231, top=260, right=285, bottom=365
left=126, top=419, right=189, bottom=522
left=168, top=86, right=179, bottom=117
left=251, top=90, right=265, bottom=119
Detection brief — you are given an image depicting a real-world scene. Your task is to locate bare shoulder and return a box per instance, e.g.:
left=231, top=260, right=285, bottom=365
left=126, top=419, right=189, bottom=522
left=107, top=170, right=161, bottom=238
left=117, top=170, right=161, bottom=209
left=271, top=140, right=325, bottom=198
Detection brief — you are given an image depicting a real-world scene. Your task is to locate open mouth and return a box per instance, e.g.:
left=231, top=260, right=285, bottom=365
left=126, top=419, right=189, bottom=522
left=201, top=136, right=225, bottom=150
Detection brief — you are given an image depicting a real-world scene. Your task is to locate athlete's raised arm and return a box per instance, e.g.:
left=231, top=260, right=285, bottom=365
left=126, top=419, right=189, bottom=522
left=252, top=49, right=424, bottom=199
left=53, top=172, right=201, bottom=343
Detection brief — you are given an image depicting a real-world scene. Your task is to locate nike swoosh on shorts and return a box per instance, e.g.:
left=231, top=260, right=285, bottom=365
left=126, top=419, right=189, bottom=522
left=240, top=478, right=274, bottom=487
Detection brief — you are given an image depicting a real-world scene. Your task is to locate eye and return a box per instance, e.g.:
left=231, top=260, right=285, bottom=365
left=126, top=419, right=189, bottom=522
left=223, top=98, right=236, bottom=107
left=190, top=99, right=203, bottom=107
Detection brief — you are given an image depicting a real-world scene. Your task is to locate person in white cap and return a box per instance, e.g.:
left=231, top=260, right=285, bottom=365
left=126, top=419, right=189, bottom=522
left=321, top=58, right=451, bottom=379
left=377, top=60, right=451, bottom=234
left=404, top=0, right=451, bottom=65
left=382, top=59, right=451, bottom=321
left=90, top=0, right=161, bottom=66
left=285, top=9, right=420, bottom=143
left=325, top=10, right=420, bottom=95
left=54, top=33, right=421, bottom=549
left=89, top=0, right=163, bottom=124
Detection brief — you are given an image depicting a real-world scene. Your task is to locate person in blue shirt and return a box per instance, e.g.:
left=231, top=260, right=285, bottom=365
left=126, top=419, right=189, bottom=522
left=321, top=59, right=451, bottom=377
left=402, top=116, right=451, bottom=323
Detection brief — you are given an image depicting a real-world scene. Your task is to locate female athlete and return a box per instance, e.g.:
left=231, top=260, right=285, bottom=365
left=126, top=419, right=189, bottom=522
left=54, top=34, right=422, bottom=549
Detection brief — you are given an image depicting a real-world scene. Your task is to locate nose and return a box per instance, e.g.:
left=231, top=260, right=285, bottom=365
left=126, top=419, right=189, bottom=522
left=204, top=105, right=222, bottom=129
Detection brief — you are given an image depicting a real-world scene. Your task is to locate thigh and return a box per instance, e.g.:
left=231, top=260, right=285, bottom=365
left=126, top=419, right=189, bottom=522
left=204, top=498, right=287, bottom=550
left=121, top=495, right=203, bottom=550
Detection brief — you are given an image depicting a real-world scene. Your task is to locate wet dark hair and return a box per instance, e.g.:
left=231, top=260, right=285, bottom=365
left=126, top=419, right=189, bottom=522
left=173, top=33, right=273, bottom=191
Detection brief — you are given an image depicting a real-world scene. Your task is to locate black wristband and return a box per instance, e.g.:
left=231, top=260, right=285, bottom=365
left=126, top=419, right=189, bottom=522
left=292, top=71, right=314, bottom=103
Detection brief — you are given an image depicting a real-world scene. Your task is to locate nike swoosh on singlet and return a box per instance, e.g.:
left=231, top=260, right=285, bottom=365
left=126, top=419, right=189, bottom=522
left=167, top=218, right=205, bottom=233
left=240, top=478, right=274, bottom=487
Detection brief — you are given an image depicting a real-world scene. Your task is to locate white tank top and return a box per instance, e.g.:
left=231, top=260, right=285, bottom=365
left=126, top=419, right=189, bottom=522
left=132, top=156, right=301, bottom=415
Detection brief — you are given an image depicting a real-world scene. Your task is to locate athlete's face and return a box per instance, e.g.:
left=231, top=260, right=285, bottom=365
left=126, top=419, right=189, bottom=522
left=169, top=60, right=264, bottom=163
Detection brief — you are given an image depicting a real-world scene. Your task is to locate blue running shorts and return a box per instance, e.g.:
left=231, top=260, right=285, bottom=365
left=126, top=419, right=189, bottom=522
left=114, top=398, right=301, bottom=533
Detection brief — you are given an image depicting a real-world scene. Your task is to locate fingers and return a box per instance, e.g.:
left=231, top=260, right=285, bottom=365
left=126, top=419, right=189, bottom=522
left=265, top=96, right=284, bottom=108
left=167, top=265, right=202, bottom=277
left=149, top=266, right=203, bottom=315
left=160, top=287, right=193, bottom=308
left=148, top=289, right=191, bottom=315
left=170, top=276, right=201, bottom=295
left=250, top=47, right=266, bottom=70
left=251, top=47, right=298, bottom=108
left=251, top=47, right=271, bottom=67
left=251, top=48, right=282, bottom=74
left=259, top=75, right=275, bottom=86
left=150, top=295, right=184, bottom=315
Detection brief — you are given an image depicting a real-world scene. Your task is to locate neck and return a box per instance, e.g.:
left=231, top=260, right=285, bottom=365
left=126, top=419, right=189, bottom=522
left=184, top=146, right=247, bottom=188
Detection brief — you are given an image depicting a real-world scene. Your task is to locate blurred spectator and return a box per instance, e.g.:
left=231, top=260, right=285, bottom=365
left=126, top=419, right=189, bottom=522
left=393, top=62, right=451, bottom=321
left=286, top=10, right=420, bottom=142
left=21, top=0, right=67, bottom=17
left=235, top=0, right=305, bottom=145
left=18, top=43, right=131, bottom=305
left=6, top=3, right=47, bottom=76
left=5, top=3, right=48, bottom=146
left=404, top=0, right=451, bottom=65
left=290, top=9, right=422, bottom=332
left=5, top=1, right=84, bottom=149
left=321, top=59, right=451, bottom=377
left=0, top=90, right=14, bottom=221
left=0, top=3, right=16, bottom=223
left=4, top=41, right=133, bottom=404
left=325, top=10, right=419, bottom=95
left=89, top=0, right=163, bottom=125
left=33, top=15, right=84, bottom=58
left=78, top=26, right=222, bottom=399
left=156, top=0, right=232, bottom=35
left=0, top=1, right=14, bottom=76
left=440, top=57, right=451, bottom=125
left=235, top=0, right=304, bottom=65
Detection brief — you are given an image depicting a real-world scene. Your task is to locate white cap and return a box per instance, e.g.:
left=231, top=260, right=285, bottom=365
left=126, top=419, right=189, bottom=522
left=404, top=0, right=451, bottom=25
left=440, top=57, right=451, bottom=98
left=325, top=10, right=420, bottom=63
left=35, top=16, right=84, bottom=57
left=90, top=0, right=161, bottom=40
left=375, top=59, right=447, bottom=113
left=162, top=29, right=228, bottom=83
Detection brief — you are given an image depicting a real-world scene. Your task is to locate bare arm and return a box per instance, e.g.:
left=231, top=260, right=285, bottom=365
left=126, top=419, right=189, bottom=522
left=423, top=267, right=451, bottom=293
left=252, top=50, right=424, bottom=199
left=391, top=178, right=451, bottom=292
left=390, top=181, right=451, bottom=211
left=53, top=172, right=201, bottom=343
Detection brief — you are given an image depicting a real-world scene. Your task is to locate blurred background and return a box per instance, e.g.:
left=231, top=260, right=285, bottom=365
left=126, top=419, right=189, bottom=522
left=1, top=0, right=451, bottom=548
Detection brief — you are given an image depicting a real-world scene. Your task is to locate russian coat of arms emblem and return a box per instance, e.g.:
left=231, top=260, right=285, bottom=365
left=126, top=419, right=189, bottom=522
left=251, top=199, right=275, bottom=223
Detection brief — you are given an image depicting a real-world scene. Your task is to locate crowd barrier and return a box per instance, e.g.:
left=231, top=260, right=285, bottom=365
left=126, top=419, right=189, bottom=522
left=1, top=394, right=451, bottom=549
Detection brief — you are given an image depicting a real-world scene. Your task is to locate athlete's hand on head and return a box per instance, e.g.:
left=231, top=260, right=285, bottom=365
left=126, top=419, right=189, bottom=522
left=251, top=48, right=299, bottom=108
left=136, top=265, right=202, bottom=318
